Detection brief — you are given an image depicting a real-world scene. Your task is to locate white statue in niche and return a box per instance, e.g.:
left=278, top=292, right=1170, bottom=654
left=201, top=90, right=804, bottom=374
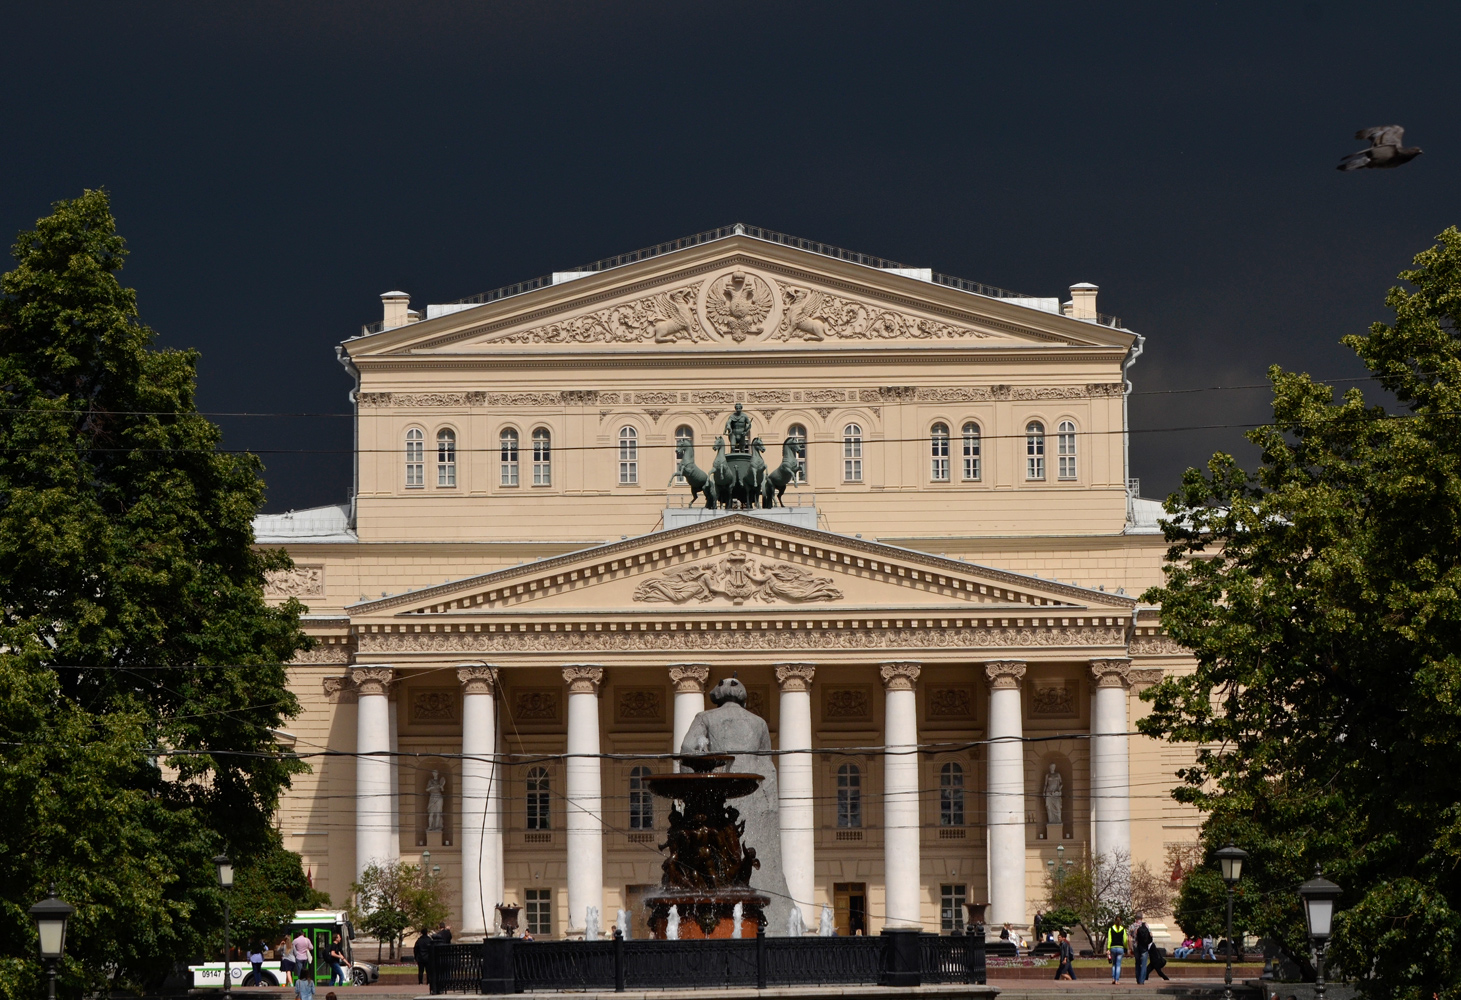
left=1043, top=763, right=1063, bottom=825
left=426, top=769, right=447, bottom=832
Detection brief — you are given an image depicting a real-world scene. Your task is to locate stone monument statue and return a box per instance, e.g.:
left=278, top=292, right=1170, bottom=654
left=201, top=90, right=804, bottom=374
left=426, top=769, right=447, bottom=833
left=723, top=404, right=752, bottom=454
left=1042, top=763, right=1063, bottom=826
left=680, top=676, right=793, bottom=934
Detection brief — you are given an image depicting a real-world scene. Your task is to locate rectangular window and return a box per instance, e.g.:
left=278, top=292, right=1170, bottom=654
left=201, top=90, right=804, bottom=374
left=962, top=428, right=981, bottom=481
left=940, top=884, right=967, bottom=933
left=525, top=889, right=552, bottom=937
left=843, top=436, right=862, bottom=483
left=501, top=435, right=519, bottom=487
left=1058, top=423, right=1077, bottom=480
left=619, top=434, right=638, bottom=484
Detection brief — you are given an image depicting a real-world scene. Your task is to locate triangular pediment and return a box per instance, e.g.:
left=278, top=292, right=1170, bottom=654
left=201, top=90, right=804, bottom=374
left=344, top=235, right=1134, bottom=358
left=346, top=514, right=1138, bottom=621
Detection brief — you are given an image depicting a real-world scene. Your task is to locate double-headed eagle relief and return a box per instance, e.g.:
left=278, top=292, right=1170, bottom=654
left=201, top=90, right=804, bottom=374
left=632, top=551, right=843, bottom=605
left=487, top=265, right=991, bottom=346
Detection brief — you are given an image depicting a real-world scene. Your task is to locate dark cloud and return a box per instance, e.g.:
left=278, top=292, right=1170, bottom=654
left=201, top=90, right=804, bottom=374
left=3, top=1, right=1454, bottom=511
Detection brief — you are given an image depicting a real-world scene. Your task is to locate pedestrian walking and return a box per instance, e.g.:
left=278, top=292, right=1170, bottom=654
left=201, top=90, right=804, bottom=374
left=1148, top=944, right=1171, bottom=981
left=1055, top=930, right=1078, bottom=981
left=327, top=933, right=346, bottom=987
left=1106, top=919, right=1129, bottom=983
left=414, top=929, right=435, bottom=986
left=292, top=931, right=314, bottom=1000
left=1134, top=914, right=1153, bottom=984
left=246, top=941, right=265, bottom=986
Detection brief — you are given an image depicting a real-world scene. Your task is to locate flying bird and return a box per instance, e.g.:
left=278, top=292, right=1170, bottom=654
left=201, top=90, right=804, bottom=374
left=1338, top=126, right=1423, bottom=171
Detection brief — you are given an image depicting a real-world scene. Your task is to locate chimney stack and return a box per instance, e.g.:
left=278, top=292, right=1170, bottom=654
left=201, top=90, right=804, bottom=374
left=381, top=291, right=412, bottom=329
left=1069, top=283, right=1098, bottom=321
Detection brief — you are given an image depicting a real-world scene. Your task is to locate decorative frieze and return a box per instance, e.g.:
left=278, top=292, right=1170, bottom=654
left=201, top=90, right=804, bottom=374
left=926, top=687, right=974, bottom=721
left=322, top=675, right=354, bottom=703
left=775, top=282, right=991, bottom=342
left=1129, top=634, right=1188, bottom=656
left=615, top=688, right=665, bottom=723
left=265, top=565, right=324, bottom=599
left=632, top=553, right=843, bottom=604
left=496, top=284, right=708, bottom=345
left=410, top=688, right=458, bottom=724
left=823, top=687, right=873, bottom=721
left=1031, top=681, right=1077, bottom=717
left=510, top=688, right=560, bottom=722
left=292, top=639, right=354, bottom=665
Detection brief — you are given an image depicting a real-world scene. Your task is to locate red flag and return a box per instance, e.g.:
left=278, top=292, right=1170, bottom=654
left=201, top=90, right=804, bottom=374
left=307, top=866, right=314, bottom=888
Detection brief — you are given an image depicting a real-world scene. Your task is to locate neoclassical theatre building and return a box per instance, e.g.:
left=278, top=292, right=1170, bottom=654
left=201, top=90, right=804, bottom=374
left=257, top=226, right=1196, bottom=942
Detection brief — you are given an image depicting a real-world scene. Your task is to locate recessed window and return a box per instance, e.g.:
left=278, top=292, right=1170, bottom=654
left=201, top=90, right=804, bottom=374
left=842, top=424, right=863, bottom=483
left=940, top=884, right=967, bottom=934
left=629, top=766, right=654, bottom=830
left=619, top=426, right=638, bottom=484
left=532, top=428, right=552, bottom=486
left=1058, top=420, right=1077, bottom=480
left=405, top=428, right=424, bottom=488
left=526, top=766, right=550, bottom=830
left=962, top=422, right=981, bottom=481
left=931, top=423, right=950, bottom=482
left=673, top=425, right=694, bottom=483
left=436, top=429, right=456, bottom=487
left=940, top=762, right=965, bottom=826
left=1026, top=422, right=1046, bottom=481
left=787, top=423, right=808, bottom=483
left=500, top=428, right=520, bottom=486
left=837, top=763, right=862, bottom=828
left=525, top=888, right=552, bottom=937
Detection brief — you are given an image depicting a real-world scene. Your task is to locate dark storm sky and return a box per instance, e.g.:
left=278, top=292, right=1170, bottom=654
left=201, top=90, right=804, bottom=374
left=4, top=2, right=1455, bottom=513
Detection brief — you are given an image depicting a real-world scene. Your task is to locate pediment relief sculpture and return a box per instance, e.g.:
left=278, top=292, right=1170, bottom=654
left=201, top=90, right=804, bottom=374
left=633, top=552, right=843, bottom=605
left=468, top=266, right=1000, bottom=348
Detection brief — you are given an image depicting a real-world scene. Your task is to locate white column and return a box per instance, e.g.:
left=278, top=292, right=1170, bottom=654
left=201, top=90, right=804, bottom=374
left=1090, top=658, right=1132, bottom=865
left=668, top=664, right=710, bottom=764
left=458, top=665, right=501, bottom=940
left=775, top=663, right=816, bottom=930
left=985, top=660, right=1027, bottom=932
left=563, top=665, right=605, bottom=938
left=881, top=661, right=922, bottom=929
left=352, top=666, right=396, bottom=880
left=388, top=697, right=401, bottom=862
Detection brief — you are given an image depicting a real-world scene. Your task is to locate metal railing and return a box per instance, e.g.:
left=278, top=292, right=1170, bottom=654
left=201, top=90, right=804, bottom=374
left=358, top=223, right=1124, bottom=334
left=428, top=929, right=986, bottom=993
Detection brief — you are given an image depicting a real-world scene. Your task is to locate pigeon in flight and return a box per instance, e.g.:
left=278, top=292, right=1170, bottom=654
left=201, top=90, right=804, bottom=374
left=1338, top=126, right=1423, bottom=170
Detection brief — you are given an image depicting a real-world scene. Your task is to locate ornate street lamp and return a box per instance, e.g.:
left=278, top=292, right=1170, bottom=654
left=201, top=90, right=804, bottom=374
left=1214, top=845, right=1249, bottom=1000
left=214, top=854, right=235, bottom=999
left=1298, top=870, right=1342, bottom=1000
left=29, top=886, right=74, bottom=1000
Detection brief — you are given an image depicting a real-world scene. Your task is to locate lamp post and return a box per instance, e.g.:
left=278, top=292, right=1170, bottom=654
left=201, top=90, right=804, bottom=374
left=1298, top=869, right=1342, bottom=1000
left=29, top=885, right=74, bottom=1000
left=1214, top=845, right=1249, bottom=1000
left=214, top=854, right=235, bottom=999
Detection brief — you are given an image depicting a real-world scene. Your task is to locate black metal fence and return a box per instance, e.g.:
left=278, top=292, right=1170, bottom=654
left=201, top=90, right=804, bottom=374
left=428, top=929, right=985, bottom=994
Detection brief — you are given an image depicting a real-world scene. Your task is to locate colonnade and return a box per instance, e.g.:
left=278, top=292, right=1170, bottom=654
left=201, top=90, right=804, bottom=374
left=348, top=656, right=1134, bottom=938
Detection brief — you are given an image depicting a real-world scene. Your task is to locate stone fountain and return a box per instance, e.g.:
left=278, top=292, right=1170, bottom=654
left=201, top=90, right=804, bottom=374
left=642, top=753, right=769, bottom=938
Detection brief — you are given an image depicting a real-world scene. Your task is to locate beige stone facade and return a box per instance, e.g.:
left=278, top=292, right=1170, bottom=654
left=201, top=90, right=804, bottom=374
left=258, top=230, right=1198, bottom=942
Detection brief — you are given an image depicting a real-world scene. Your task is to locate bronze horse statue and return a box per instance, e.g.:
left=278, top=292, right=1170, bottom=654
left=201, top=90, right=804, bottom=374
left=670, top=438, right=718, bottom=508
left=761, top=437, right=801, bottom=507
left=705, top=435, right=764, bottom=509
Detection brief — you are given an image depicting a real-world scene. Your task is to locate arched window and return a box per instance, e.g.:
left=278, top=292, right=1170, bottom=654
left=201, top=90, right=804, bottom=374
left=1058, top=420, right=1077, bottom=480
left=500, top=428, right=520, bottom=486
left=930, top=423, right=950, bottom=481
left=673, top=425, right=694, bottom=483
left=1026, top=421, right=1046, bottom=481
left=405, top=428, right=424, bottom=487
left=787, top=423, right=808, bottom=484
left=962, top=422, right=982, bottom=481
left=629, top=766, right=654, bottom=830
left=436, top=428, right=457, bottom=487
left=837, top=763, right=862, bottom=828
left=842, top=424, right=863, bottom=483
left=526, top=766, right=550, bottom=830
left=619, top=426, right=638, bottom=484
left=532, top=428, right=552, bottom=486
left=940, top=762, right=965, bottom=826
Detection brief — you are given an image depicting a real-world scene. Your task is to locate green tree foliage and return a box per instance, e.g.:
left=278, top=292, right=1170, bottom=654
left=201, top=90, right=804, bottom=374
left=349, top=862, right=450, bottom=962
left=0, top=190, right=309, bottom=995
left=230, top=841, right=333, bottom=948
left=1140, top=228, right=1461, bottom=1000
left=1041, top=850, right=1172, bottom=954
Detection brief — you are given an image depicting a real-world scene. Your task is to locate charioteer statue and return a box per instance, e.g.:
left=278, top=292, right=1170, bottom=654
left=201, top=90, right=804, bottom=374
left=723, top=403, right=752, bottom=455
left=671, top=403, right=802, bottom=510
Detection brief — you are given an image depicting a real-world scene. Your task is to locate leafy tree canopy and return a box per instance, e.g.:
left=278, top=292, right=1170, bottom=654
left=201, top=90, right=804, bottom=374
left=0, top=190, right=309, bottom=997
left=1140, top=228, right=1461, bottom=1000
left=349, top=861, right=449, bottom=962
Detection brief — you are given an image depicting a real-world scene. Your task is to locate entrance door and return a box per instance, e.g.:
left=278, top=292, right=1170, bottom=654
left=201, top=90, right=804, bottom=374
left=310, top=928, right=333, bottom=984
left=624, top=885, right=656, bottom=940
left=833, top=882, right=867, bottom=937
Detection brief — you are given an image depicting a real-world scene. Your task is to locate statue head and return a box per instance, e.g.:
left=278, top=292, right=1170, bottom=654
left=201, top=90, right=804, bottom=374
left=709, top=676, right=748, bottom=707
left=733, top=403, right=743, bottom=415
left=1049, top=763, right=1057, bottom=774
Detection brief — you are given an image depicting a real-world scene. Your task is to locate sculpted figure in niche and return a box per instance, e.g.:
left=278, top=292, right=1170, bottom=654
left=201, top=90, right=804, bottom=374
left=426, top=769, right=447, bottom=832
left=681, top=676, right=793, bottom=935
left=1043, top=763, right=1063, bottom=825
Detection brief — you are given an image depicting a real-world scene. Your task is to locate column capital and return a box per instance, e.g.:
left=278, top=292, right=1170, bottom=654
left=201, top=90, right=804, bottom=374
left=562, top=664, right=605, bottom=694
left=775, top=663, right=817, bottom=692
left=667, top=663, right=711, bottom=694
left=457, top=664, right=499, bottom=695
left=984, top=660, right=1027, bottom=690
left=879, top=661, right=921, bottom=691
left=349, top=665, right=395, bottom=697
left=1090, top=657, right=1133, bottom=689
